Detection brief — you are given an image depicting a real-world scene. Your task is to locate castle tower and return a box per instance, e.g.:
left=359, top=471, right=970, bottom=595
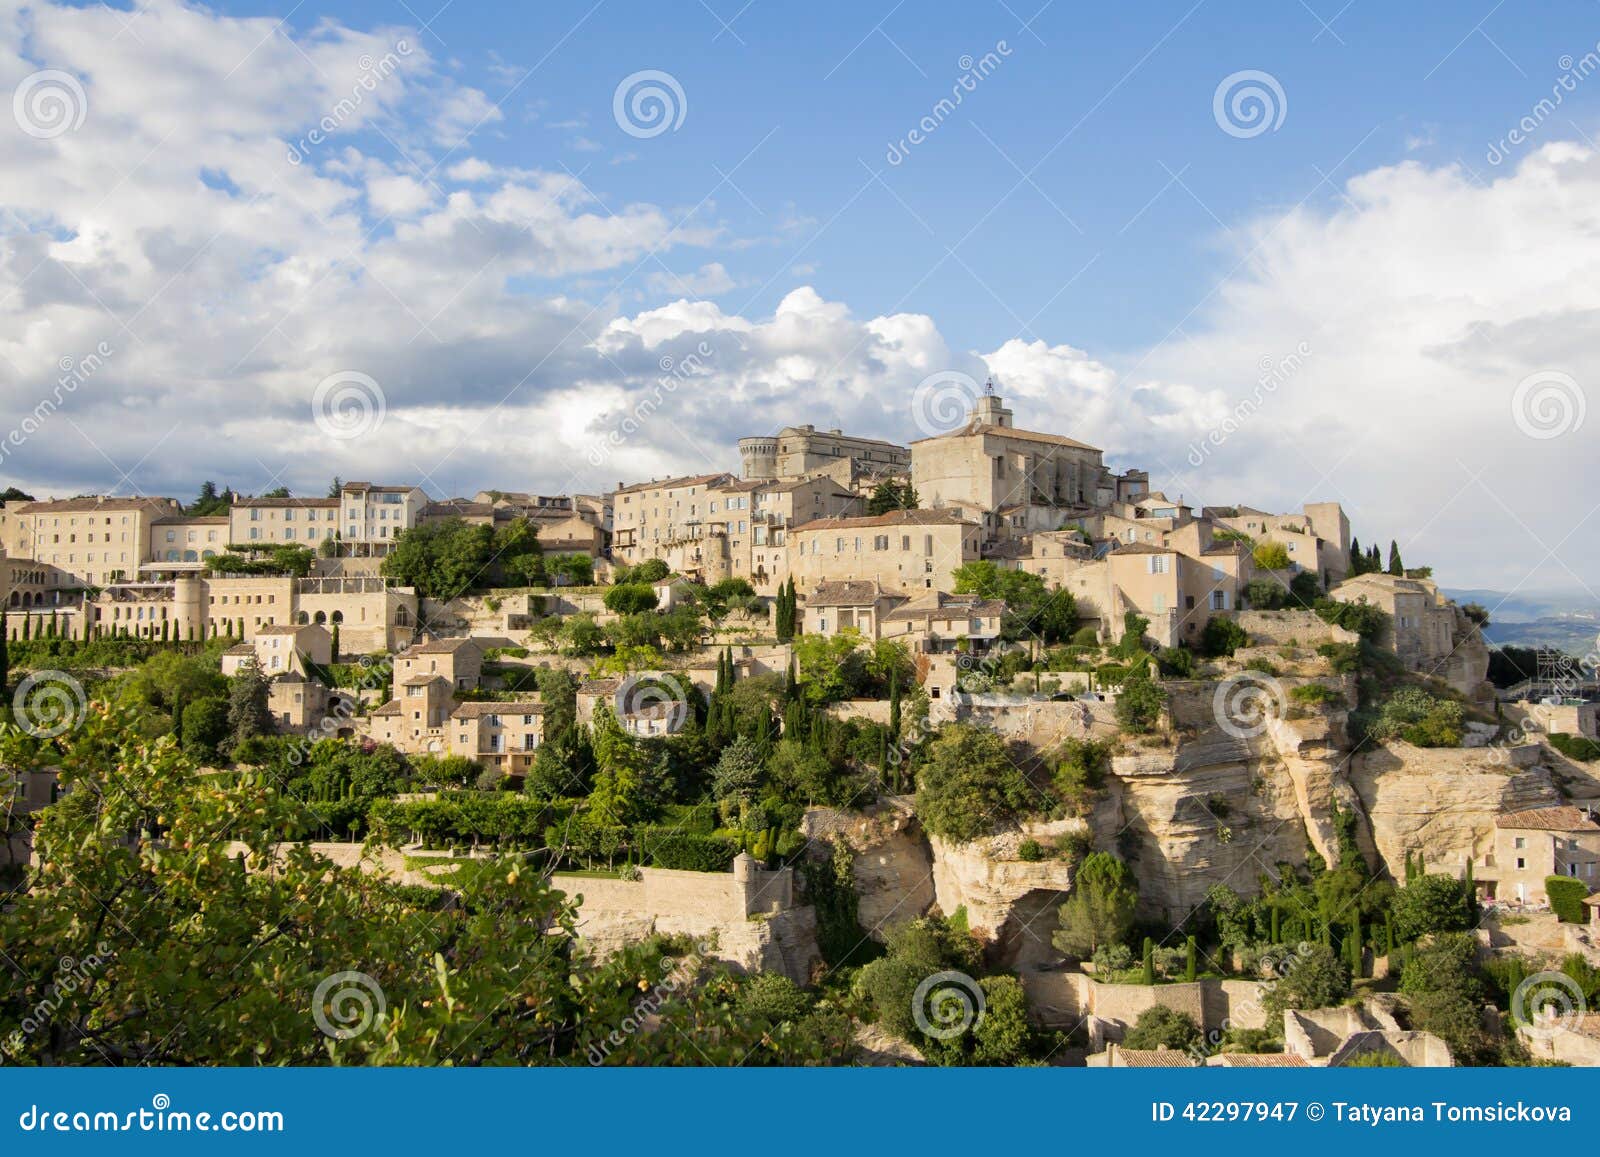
left=738, top=436, right=779, bottom=481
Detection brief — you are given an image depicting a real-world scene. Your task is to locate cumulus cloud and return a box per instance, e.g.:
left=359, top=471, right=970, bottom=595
left=1, top=1, right=1595, bottom=592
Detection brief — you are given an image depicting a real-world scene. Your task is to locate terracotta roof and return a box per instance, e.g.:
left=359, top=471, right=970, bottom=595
left=1496, top=806, right=1600, bottom=832
left=790, top=508, right=975, bottom=533
left=369, top=699, right=401, bottom=717
left=1210, top=1053, right=1308, bottom=1067
left=806, top=580, right=886, bottom=607
left=911, top=420, right=1101, bottom=453
left=451, top=701, right=544, bottom=719
left=152, top=515, right=229, bottom=525
left=402, top=674, right=447, bottom=687
left=1110, top=1047, right=1198, bottom=1068
left=1110, top=542, right=1174, bottom=556
left=399, top=637, right=479, bottom=656
left=578, top=678, right=621, bottom=695
left=233, top=496, right=339, bottom=508
left=882, top=592, right=1004, bottom=622
left=422, top=501, right=494, bottom=517
left=15, top=496, right=179, bottom=515
left=613, top=472, right=732, bottom=496
left=256, top=623, right=309, bottom=635
left=222, top=643, right=255, bottom=656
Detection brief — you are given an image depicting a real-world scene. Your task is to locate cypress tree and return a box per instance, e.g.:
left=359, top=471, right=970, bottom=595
left=888, top=664, right=902, bottom=739
left=47, top=610, right=57, bottom=637
left=1349, top=537, right=1362, bottom=573
left=22, top=614, right=30, bottom=641
left=1184, top=935, right=1197, bottom=982
left=161, top=620, right=170, bottom=642
left=0, top=610, right=8, bottom=693
left=1270, top=905, right=1280, bottom=944
left=1141, top=937, right=1155, bottom=986
left=330, top=622, right=340, bottom=659
left=1387, top=540, right=1404, bottom=576
left=784, top=655, right=798, bottom=702
left=1348, top=915, right=1363, bottom=978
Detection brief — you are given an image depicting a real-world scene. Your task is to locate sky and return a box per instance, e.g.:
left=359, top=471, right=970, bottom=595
left=2, top=0, right=1599, bottom=594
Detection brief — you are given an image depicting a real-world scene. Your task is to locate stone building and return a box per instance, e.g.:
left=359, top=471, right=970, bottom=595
left=787, top=508, right=980, bottom=595
left=1482, top=806, right=1600, bottom=905
left=910, top=392, right=1142, bottom=545
left=228, top=496, right=339, bottom=548
left=220, top=622, right=332, bottom=677
left=2, top=495, right=183, bottom=587
left=1329, top=572, right=1490, bottom=699
left=1206, top=501, right=1352, bottom=587
left=738, top=425, right=908, bottom=481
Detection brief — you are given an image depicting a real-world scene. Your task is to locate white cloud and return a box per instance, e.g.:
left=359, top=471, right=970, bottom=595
left=1, top=1, right=1597, bottom=592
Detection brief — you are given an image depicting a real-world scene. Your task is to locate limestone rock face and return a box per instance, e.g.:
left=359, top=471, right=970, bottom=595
left=926, top=819, right=1081, bottom=968
left=800, top=800, right=936, bottom=940
left=1101, top=733, right=1315, bottom=925
left=1349, top=742, right=1564, bottom=876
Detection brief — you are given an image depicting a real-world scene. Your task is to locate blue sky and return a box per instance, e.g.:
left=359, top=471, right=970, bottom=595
left=181, top=0, right=1600, bottom=354
left=4, top=1, right=1600, bottom=591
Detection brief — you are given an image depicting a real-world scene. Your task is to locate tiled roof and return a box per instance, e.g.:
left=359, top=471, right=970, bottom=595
left=1210, top=1053, right=1308, bottom=1067
left=911, top=421, right=1101, bottom=453
left=790, top=508, right=975, bottom=533
left=1110, top=1047, right=1198, bottom=1068
left=233, top=497, right=339, bottom=509
left=613, top=472, right=732, bottom=495
left=578, top=678, right=621, bottom=695
left=1110, top=542, right=1174, bottom=556
left=399, top=636, right=479, bottom=656
left=402, top=674, right=447, bottom=687
left=256, top=623, right=307, bottom=634
left=15, top=496, right=178, bottom=515
left=1496, top=806, right=1600, bottom=832
left=806, top=580, right=885, bottom=607
left=222, top=643, right=255, bottom=655
left=152, top=515, right=230, bottom=524
left=369, top=699, right=401, bottom=717
left=882, top=592, right=1004, bottom=621
left=451, top=701, right=543, bottom=719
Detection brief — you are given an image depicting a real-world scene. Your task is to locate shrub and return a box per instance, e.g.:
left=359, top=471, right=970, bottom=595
left=603, top=583, right=659, bottom=615
left=1548, top=733, right=1600, bottom=762
left=915, top=725, right=1035, bottom=842
left=639, top=831, right=742, bottom=873
left=1123, top=1005, right=1201, bottom=1051
left=1289, top=683, right=1343, bottom=707
left=1053, top=852, right=1137, bottom=959
left=1156, top=646, right=1195, bottom=678
left=1199, top=616, right=1249, bottom=658
left=1548, top=876, right=1589, bottom=923
left=1055, top=830, right=1092, bottom=864
left=1114, top=671, right=1166, bottom=734
left=1246, top=578, right=1288, bottom=610
left=1316, top=642, right=1362, bottom=673
left=1071, top=626, right=1100, bottom=647
left=1017, top=838, right=1045, bottom=862
left=1391, top=873, right=1477, bottom=942
left=735, top=972, right=811, bottom=1024
left=1252, top=541, right=1291, bottom=570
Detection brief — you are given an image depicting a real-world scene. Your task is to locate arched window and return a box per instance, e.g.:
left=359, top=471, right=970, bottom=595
left=296, top=611, right=309, bottom=625
left=330, top=610, right=343, bottom=624
left=314, top=611, right=326, bottom=625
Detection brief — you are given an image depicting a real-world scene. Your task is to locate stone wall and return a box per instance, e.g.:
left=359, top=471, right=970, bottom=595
left=1020, top=969, right=1266, bottom=1037
left=1236, top=609, right=1359, bottom=648
left=549, top=862, right=818, bottom=983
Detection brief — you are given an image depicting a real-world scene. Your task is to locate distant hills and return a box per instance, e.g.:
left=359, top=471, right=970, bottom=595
left=1444, top=587, right=1600, bottom=655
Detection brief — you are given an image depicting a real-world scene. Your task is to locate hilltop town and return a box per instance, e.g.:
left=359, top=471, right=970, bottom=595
left=2, top=391, right=1598, bottom=1068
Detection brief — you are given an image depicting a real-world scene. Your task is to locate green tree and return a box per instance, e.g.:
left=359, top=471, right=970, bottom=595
left=380, top=519, right=496, bottom=601
left=1124, top=1005, right=1202, bottom=1051
left=1388, top=540, right=1404, bottom=576
left=178, top=695, right=230, bottom=762
left=1052, top=851, right=1137, bottom=959
left=710, top=735, right=766, bottom=804
left=1263, top=944, right=1350, bottom=1018
left=1113, top=667, right=1165, bottom=733
left=603, top=583, right=659, bottom=615
left=226, top=661, right=274, bottom=747
left=866, top=480, right=919, bottom=515
left=1391, top=873, right=1477, bottom=942
left=914, top=724, right=1034, bottom=842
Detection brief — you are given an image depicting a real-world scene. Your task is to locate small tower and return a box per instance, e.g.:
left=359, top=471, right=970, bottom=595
left=972, top=379, right=1013, bottom=428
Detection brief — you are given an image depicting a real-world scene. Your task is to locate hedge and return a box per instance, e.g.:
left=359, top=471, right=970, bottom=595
left=1547, top=876, right=1590, bottom=923
left=637, top=830, right=741, bottom=873
left=1548, top=733, right=1600, bottom=762
left=368, top=794, right=573, bottom=846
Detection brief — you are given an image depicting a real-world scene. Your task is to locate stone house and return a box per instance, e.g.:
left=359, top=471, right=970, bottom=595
left=228, top=496, right=340, bottom=549
left=448, top=702, right=545, bottom=775
left=738, top=425, right=908, bottom=481
left=1482, top=806, right=1600, bottom=905
left=2, top=495, right=183, bottom=587
left=1328, top=572, right=1490, bottom=699
left=788, top=508, right=980, bottom=595
left=220, top=622, right=332, bottom=677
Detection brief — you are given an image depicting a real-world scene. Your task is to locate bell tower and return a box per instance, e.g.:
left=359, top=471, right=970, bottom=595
left=972, top=378, right=1013, bottom=428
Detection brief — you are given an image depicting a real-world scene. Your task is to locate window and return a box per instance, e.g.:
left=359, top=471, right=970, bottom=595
left=1211, top=591, right=1228, bottom=611
left=1516, top=857, right=1526, bottom=870
left=874, top=535, right=889, bottom=551
left=1514, top=837, right=1526, bottom=849
left=1146, top=555, right=1169, bottom=574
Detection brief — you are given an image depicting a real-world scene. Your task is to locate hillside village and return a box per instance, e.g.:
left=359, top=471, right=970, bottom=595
left=3, top=390, right=1600, bottom=1067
